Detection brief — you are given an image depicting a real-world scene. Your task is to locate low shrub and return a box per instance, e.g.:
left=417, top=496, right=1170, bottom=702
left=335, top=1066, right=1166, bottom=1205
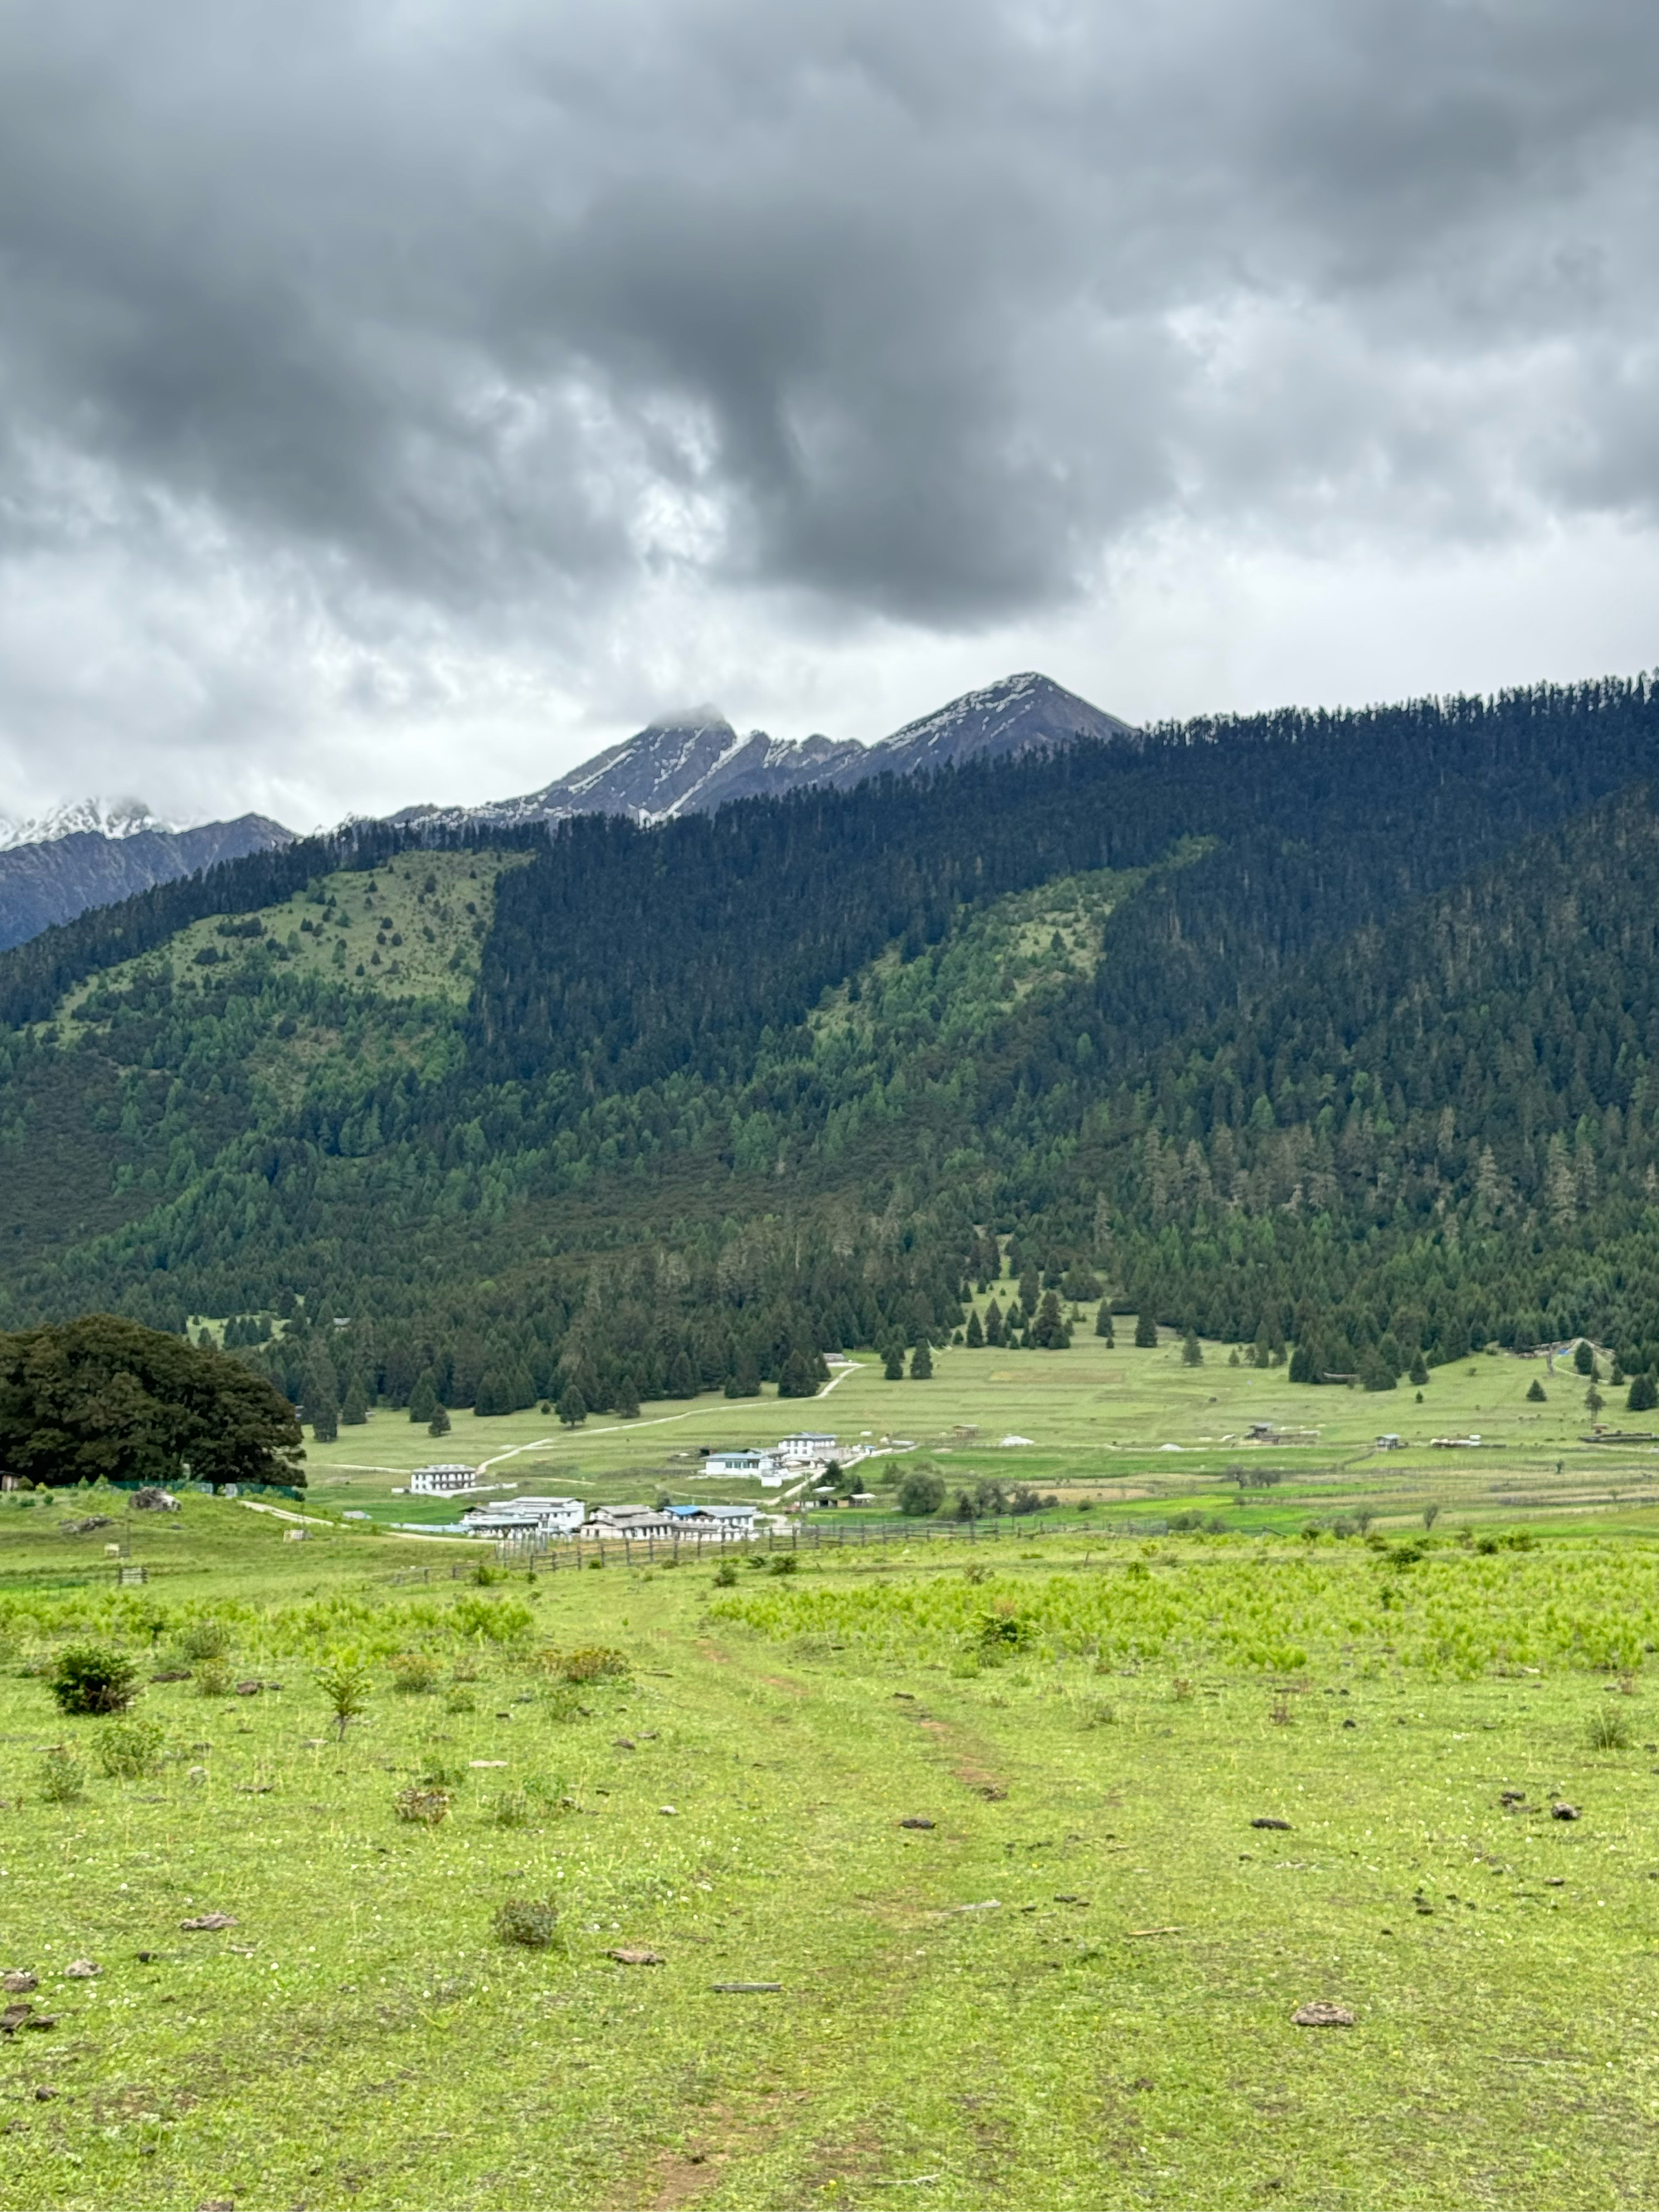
left=395, top=1786, right=452, bottom=1826
left=178, top=1620, right=233, bottom=1662
left=492, top=1790, right=533, bottom=1828
left=557, top=1646, right=630, bottom=1685
left=390, top=1653, right=439, bottom=1694
left=444, top=1689, right=478, bottom=1714
left=766, top=1553, right=799, bottom=1578
left=50, top=1644, right=139, bottom=1717
left=38, top=1746, right=85, bottom=1803
left=1588, top=1706, right=1632, bottom=1753
left=95, top=1717, right=166, bottom=1779
left=494, top=1897, right=561, bottom=1949
left=712, top=1560, right=738, bottom=1587
left=194, top=1660, right=234, bottom=1699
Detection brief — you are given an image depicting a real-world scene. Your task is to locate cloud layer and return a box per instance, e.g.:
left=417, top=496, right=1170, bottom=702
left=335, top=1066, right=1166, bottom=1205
left=2, top=0, right=1657, bottom=820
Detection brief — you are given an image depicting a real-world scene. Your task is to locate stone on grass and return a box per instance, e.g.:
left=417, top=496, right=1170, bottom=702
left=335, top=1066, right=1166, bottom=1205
left=0, top=2003, right=56, bottom=2035
left=1251, top=1817, right=1292, bottom=1831
left=898, top=1817, right=936, bottom=1830
left=1292, top=2001, right=1355, bottom=2028
left=33, top=2085, right=56, bottom=2101
left=1, top=1972, right=36, bottom=1995
left=63, top=1961, right=99, bottom=1979
left=1551, top=1801, right=1581, bottom=1821
left=180, top=1913, right=238, bottom=1932
left=606, top=1947, right=664, bottom=1966
left=659, top=1805, right=679, bottom=1816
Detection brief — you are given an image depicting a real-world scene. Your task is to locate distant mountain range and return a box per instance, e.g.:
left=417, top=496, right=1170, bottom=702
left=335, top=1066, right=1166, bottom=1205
left=391, top=671, right=1136, bottom=833
left=0, top=809, right=295, bottom=953
left=0, top=673, right=1130, bottom=951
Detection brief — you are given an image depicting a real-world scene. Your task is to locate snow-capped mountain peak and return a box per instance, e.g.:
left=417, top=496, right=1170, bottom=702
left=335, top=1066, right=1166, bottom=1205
left=0, top=795, right=175, bottom=852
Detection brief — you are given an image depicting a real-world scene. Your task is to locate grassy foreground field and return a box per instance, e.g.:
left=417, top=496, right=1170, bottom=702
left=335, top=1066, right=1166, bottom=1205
left=2, top=1496, right=1659, bottom=2207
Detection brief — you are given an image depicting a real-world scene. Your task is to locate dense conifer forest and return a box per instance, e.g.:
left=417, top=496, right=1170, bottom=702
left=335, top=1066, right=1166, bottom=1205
left=5, top=673, right=1659, bottom=1419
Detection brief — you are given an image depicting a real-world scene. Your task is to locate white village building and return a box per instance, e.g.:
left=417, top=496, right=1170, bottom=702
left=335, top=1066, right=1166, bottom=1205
left=459, top=1495, right=584, bottom=1537
left=409, top=1463, right=479, bottom=1495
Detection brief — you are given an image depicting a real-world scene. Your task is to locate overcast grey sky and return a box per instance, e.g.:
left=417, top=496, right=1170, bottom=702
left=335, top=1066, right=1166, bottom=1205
left=2, top=0, right=1657, bottom=827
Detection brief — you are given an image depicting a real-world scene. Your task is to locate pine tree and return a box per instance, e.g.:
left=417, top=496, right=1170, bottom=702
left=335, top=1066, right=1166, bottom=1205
left=1134, top=1314, right=1157, bottom=1348
left=883, top=1342, right=906, bottom=1381
left=1525, top=1377, right=1547, bottom=1403
left=1094, top=1301, right=1114, bottom=1343
left=1408, top=1353, right=1429, bottom=1386
left=779, top=1349, right=818, bottom=1398
left=1627, top=1372, right=1658, bottom=1413
left=909, top=1340, right=933, bottom=1379
left=966, top=1309, right=985, bottom=1349
left=984, top=1300, right=1005, bottom=1347
left=408, top=1372, right=438, bottom=1425
left=615, top=1374, right=641, bottom=1419
left=427, top=1405, right=450, bottom=1437
left=557, top=1384, right=587, bottom=1427
left=306, top=1372, right=339, bottom=1443
left=342, top=1372, right=369, bottom=1426
left=1181, top=1329, right=1203, bottom=1367
left=1030, top=1291, right=1068, bottom=1350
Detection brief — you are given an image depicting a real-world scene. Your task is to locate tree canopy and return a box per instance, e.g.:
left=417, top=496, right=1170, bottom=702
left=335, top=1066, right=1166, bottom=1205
left=0, top=1314, right=304, bottom=1490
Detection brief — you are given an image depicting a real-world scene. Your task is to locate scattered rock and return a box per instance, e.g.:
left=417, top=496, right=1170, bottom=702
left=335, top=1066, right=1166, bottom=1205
left=1341, top=1718, right=1356, bottom=1728
left=659, top=1806, right=679, bottom=1816
left=711, top=1981, right=781, bottom=1993
left=233, top=1681, right=262, bottom=1698
left=1551, top=1801, right=1581, bottom=1821
left=180, top=1913, right=238, bottom=1932
left=898, top=1817, right=936, bottom=1830
left=33, top=2085, right=56, bottom=2101
left=135, top=1952, right=160, bottom=1964
left=64, top=1515, right=114, bottom=1535
left=1292, top=2001, right=1355, bottom=2028
left=1053, top=1894, right=1091, bottom=1904
left=129, top=1487, right=179, bottom=1513
left=1500, top=1790, right=1526, bottom=1805
left=1, top=1972, right=36, bottom=1995
left=232, top=1783, right=274, bottom=1796
left=1251, top=1817, right=1293, bottom=1831
left=613, top=1738, right=636, bottom=1750
left=63, top=1961, right=100, bottom=1980
left=151, top=1668, right=192, bottom=1684
left=0, top=2003, right=55, bottom=2035
left=1545, top=1876, right=1565, bottom=1888
left=976, top=1785, right=1009, bottom=1801
left=469, top=1760, right=508, bottom=1769
left=197, top=2199, right=236, bottom=2211
left=606, top=1948, right=664, bottom=1966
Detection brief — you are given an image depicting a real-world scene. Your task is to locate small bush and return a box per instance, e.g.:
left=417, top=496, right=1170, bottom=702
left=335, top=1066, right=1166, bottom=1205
left=557, top=1646, right=630, bottom=1685
left=766, top=1553, right=799, bottom=1578
left=492, top=1790, right=533, bottom=1828
left=416, top=1751, right=469, bottom=1790
left=494, top=1897, right=561, bottom=1949
left=395, top=1786, right=452, bottom=1826
left=194, top=1660, right=234, bottom=1699
left=390, top=1653, right=439, bottom=1694
left=315, top=1652, right=372, bottom=1738
left=444, top=1689, right=478, bottom=1714
left=50, top=1644, right=139, bottom=1717
left=1588, top=1707, right=1632, bottom=1753
left=712, top=1560, right=738, bottom=1587
left=95, top=1717, right=165, bottom=1779
left=38, top=1746, right=85, bottom=1804
left=1171, top=1676, right=1195, bottom=1702
left=178, top=1620, right=233, bottom=1662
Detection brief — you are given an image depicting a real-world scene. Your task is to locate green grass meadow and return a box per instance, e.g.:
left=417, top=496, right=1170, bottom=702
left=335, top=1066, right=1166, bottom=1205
left=3, top=1486, right=1659, bottom=2207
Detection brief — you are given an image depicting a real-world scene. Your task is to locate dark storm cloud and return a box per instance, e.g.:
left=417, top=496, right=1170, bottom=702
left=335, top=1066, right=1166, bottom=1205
left=1, top=0, right=1657, bottom=638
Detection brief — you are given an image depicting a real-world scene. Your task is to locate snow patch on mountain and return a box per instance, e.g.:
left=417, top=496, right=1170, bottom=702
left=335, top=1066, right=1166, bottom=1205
left=0, top=796, right=177, bottom=851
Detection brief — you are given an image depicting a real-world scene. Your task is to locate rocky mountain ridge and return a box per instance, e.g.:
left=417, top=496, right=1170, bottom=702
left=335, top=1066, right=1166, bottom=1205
left=0, top=814, right=295, bottom=954
left=392, top=671, right=1136, bottom=834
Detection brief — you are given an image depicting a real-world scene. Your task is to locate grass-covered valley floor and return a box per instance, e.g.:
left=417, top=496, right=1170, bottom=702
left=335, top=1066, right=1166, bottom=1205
left=2, top=1499, right=1659, bottom=2207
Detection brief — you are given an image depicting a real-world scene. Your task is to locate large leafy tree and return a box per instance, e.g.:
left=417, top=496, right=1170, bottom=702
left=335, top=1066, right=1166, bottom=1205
left=0, top=1315, right=304, bottom=1490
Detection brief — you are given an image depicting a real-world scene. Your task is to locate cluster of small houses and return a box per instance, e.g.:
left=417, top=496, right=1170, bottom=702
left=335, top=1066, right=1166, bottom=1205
left=403, top=1430, right=866, bottom=1543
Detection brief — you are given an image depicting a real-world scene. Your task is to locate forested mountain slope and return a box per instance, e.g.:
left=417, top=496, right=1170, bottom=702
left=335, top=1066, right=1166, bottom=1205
left=4, top=673, right=1659, bottom=1418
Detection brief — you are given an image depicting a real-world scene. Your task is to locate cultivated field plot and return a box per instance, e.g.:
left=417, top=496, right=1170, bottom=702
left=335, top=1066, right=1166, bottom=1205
left=1, top=1499, right=1659, bottom=2207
